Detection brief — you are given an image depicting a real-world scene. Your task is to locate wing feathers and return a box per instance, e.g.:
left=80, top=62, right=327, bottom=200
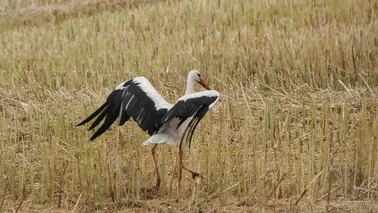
left=89, top=105, right=109, bottom=131
left=186, top=106, right=209, bottom=149
left=162, top=90, right=220, bottom=150
left=90, top=101, right=120, bottom=140
left=160, top=91, right=219, bottom=127
left=77, top=78, right=171, bottom=140
left=76, top=101, right=108, bottom=127
left=118, top=107, right=130, bottom=126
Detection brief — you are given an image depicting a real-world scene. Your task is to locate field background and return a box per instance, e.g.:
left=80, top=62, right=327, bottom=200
left=1, top=0, right=378, bottom=212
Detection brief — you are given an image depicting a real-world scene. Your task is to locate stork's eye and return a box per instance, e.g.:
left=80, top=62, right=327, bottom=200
left=197, top=73, right=201, bottom=78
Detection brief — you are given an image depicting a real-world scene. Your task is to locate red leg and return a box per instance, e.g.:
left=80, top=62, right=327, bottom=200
left=179, top=150, right=203, bottom=181
left=151, top=144, right=161, bottom=192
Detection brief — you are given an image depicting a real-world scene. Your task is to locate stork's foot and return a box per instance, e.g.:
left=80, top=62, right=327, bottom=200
left=154, top=180, right=161, bottom=193
left=190, top=171, right=203, bottom=180
left=179, top=150, right=204, bottom=181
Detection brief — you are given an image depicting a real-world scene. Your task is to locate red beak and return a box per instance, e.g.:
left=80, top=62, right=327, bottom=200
left=198, top=79, right=211, bottom=90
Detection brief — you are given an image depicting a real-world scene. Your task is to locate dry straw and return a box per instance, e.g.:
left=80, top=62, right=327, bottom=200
left=0, top=0, right=377, bottom=211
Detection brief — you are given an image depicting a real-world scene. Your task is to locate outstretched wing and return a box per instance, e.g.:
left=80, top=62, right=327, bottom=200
left=159, top=90, right=220, bottom=150
left=77, top=77, right=172, bottom=140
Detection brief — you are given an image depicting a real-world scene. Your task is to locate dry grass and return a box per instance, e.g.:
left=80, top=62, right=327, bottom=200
left=0, top=0, right=164, bottom=31
left=1, top=0, right=378, bottom=212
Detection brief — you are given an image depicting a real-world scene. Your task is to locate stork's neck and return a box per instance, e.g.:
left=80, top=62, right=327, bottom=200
left=185, top=78, right=195, bottom=95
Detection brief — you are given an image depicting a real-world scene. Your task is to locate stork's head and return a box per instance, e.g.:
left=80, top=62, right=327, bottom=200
left=188, top=70, right=211, bottom=90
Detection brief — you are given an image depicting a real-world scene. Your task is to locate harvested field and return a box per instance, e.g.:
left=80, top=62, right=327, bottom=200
left=1, top=0, right=378, bottom=212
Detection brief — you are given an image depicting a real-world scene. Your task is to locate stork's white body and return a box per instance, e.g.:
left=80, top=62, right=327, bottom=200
left=143, top=116, right=193, bottom=145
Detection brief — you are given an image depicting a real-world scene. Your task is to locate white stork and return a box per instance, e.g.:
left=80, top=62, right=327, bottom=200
left=77, top=70, right=220, bottom=191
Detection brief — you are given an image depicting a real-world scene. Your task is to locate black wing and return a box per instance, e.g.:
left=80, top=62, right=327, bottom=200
left=159, top=90, right=220, bottom=150
left=77, top=77, right=172, bottom=140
